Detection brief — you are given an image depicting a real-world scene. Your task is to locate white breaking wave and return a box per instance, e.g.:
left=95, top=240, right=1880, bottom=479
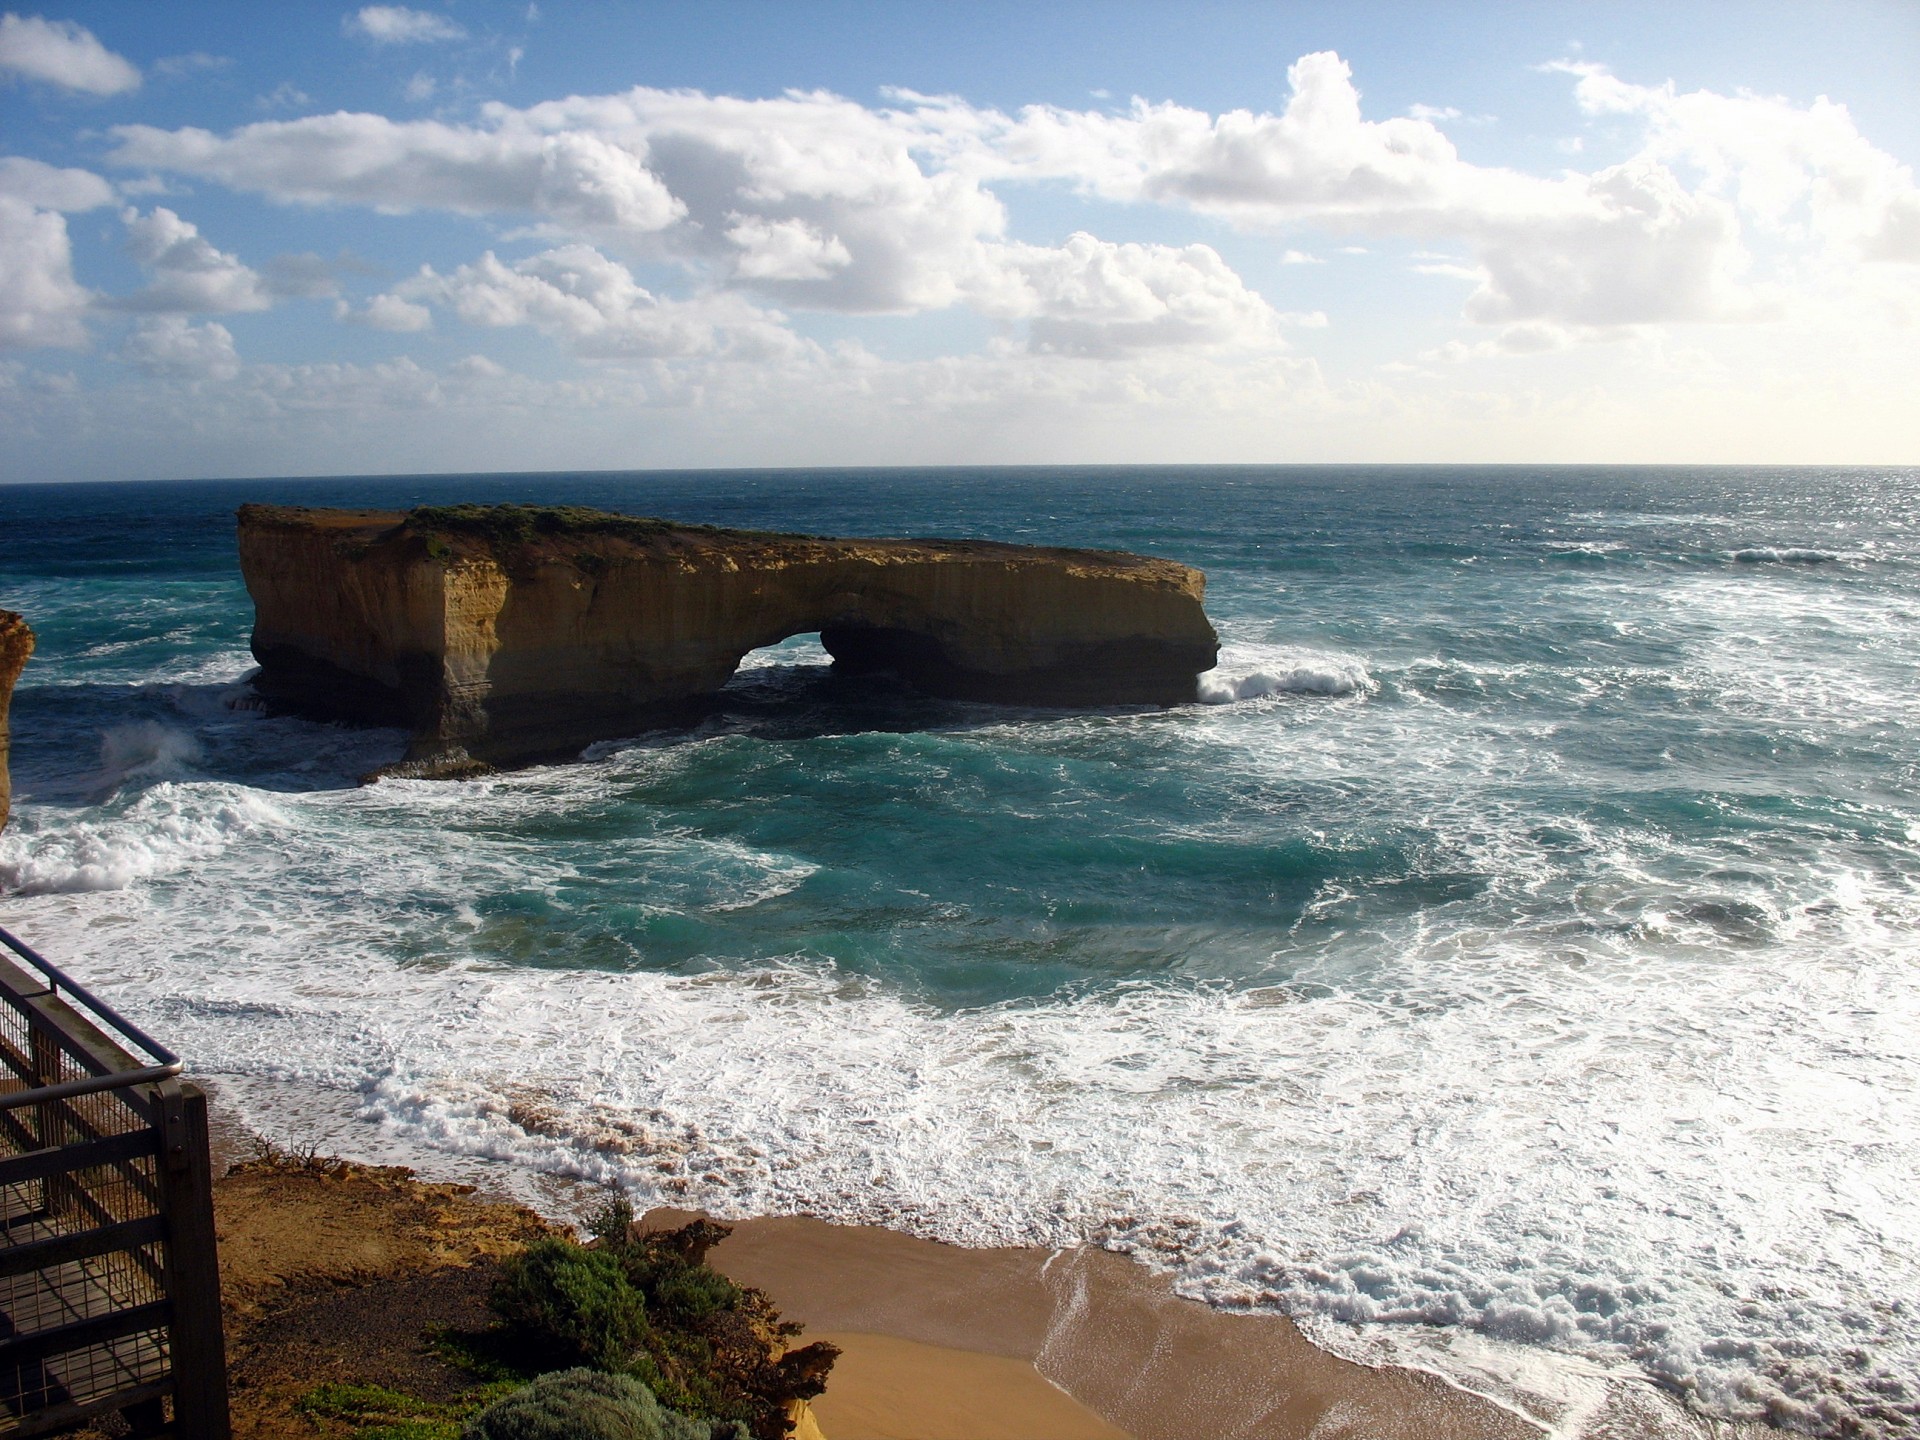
left=729, top=634, right=833, bottom=674
left=1728, top=546, right=1843, bottom=564
left=0, top=782, right=288, bottom=894
left=1198, top=647, right=1374, bottom=703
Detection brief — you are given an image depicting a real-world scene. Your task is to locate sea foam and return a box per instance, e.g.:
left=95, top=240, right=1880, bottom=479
left=0, top=781, right=287, bottom=894
left=1198, top=647, right=1374, bottom=703
left=17, top=755, right=1913, bottom=1438
left=97, top=721, right=205, bottom=790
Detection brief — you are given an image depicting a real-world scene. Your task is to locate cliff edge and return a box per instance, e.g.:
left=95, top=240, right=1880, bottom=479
left=238, top=504, right=1219, bottom=775
left=0, top=611, right=31, bottom=832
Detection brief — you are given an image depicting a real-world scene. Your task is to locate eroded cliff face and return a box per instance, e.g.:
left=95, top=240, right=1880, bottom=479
left=239, top=504, right=1219, bottom=775
left=0, top=611, right=32, bottom=832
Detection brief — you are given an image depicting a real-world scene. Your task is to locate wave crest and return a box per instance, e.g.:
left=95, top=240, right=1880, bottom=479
left=1199, top=652, right=1374, bottom=703
left=0, top=783, right=286, bottom=895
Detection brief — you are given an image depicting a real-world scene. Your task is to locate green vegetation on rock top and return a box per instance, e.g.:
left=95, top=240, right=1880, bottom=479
left=405, top=504, right=755, bottom=553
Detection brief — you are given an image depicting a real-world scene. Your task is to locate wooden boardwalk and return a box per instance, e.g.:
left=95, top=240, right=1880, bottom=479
left=0, top=928, right=226, bottom=1439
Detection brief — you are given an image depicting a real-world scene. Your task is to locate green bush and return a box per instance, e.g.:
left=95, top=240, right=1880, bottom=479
left=490, top=1239, right=650, bottom=1372
left=461, top=1370, right=737, bottom=1440
left=486, top=1197, right=835, bottom=1440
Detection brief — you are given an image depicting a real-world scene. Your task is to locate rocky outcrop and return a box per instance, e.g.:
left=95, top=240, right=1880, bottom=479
left=0, top=611, right=31, bottom=832
left=238, top=504, right=1218, bottom=775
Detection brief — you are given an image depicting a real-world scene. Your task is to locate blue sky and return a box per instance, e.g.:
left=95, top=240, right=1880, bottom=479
left=3, top=1, right=1916, bottom=480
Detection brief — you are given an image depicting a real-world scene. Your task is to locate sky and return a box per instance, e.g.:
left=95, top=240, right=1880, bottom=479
left=2, top=1, right=1917, bottom=482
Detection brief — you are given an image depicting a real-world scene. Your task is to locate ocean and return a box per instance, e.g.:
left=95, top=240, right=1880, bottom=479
left=1, top=466, right=1916, bottom=1436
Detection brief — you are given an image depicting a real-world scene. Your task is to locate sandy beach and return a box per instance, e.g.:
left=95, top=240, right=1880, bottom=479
left=201, top=1076, right=1806, bottom=1439
left=208, top=1083, right=1542, bottom=1440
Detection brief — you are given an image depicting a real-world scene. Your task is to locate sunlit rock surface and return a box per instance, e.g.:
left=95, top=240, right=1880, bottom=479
left=0, top=611, right=31, bottom=832
left=238, top=504, right=1219, bottom=776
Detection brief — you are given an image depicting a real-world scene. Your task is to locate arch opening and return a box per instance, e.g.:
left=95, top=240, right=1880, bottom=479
left=729, top=630, right=831, bottom=678
left=721, top=631, right=834, bottom=698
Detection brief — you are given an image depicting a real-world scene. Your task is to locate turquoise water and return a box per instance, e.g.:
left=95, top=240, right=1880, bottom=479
left=3, top=467, right=1918, bottom=1434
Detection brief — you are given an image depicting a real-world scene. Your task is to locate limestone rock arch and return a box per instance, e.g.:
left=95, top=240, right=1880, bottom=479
left=239, top=505, right=1219, bottom=775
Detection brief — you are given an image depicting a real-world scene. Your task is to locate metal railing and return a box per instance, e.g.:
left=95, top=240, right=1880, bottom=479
left=0, top=926, right=227, bottom=1440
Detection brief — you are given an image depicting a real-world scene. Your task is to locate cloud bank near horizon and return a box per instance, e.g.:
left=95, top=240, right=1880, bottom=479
left=2, top=11, right=1916, bottom=475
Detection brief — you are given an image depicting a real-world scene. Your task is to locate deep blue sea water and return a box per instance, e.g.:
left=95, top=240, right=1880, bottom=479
left=3, top=467, right=1917, bottom=1436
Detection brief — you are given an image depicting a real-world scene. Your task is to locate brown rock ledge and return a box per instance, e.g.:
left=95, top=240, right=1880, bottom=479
left=0, top=609, right=33, bottom=833
left=237, top=504, right=1219, bottom=776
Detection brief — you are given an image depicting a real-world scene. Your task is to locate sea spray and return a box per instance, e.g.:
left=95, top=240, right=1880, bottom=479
left=97, top=720, right=205, bottom=791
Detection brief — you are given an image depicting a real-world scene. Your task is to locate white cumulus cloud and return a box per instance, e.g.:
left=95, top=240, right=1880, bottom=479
left=965, top=52, right=1771, bottom=330
left=1555, top=60, right=1920, bottom=265
left=0, top=194, right=91, bottom=346
left=0, top=157, right=114, bottom=349
left=338, top=292, right=433, bottom=331
left=980, top=233, right=1284, bottom=356
left=0, top=156, right=114, bottom=211
left=109, top=113, right=684, bottom=233
left=394, top=244, right=810, bottom=361
left=92, top=50, right=1920, bottom=355
left=117, top=315, right=239, bottom=379
left=0, top=12, right=139, bottom=95
left=344, top=6, right=467, bottom=45
left=113, top=206, right=271, bottom=314
left=105, top=88, right=1005, bottom=312
left=725, top=216, right=853, bottom=281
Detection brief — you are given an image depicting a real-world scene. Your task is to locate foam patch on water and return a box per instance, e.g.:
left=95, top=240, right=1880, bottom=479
left=729, top=634, right=833, bottom=674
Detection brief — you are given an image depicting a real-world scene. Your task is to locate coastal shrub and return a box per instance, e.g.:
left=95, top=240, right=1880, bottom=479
left=460, top=1369, right=731, bottom=1440
left=490, top=1238, right=650, bottom=1371
left=592, top=1201, right=745, bottom=1326
left=486, top=1196, right=836, bottom=1440
left=297, top=1381, right=445, bottom=1425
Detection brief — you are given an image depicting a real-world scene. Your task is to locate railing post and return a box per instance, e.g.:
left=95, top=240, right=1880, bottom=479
left=29, top=1020, right=77, bottom=1220
left=155, top=1081, right=229, bottom=1440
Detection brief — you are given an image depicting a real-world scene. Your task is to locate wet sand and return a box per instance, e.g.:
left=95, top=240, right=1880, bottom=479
left=807, top=1334, right=1131, bottom=1440
left=647, top=1207, right=1540, bottom=1440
